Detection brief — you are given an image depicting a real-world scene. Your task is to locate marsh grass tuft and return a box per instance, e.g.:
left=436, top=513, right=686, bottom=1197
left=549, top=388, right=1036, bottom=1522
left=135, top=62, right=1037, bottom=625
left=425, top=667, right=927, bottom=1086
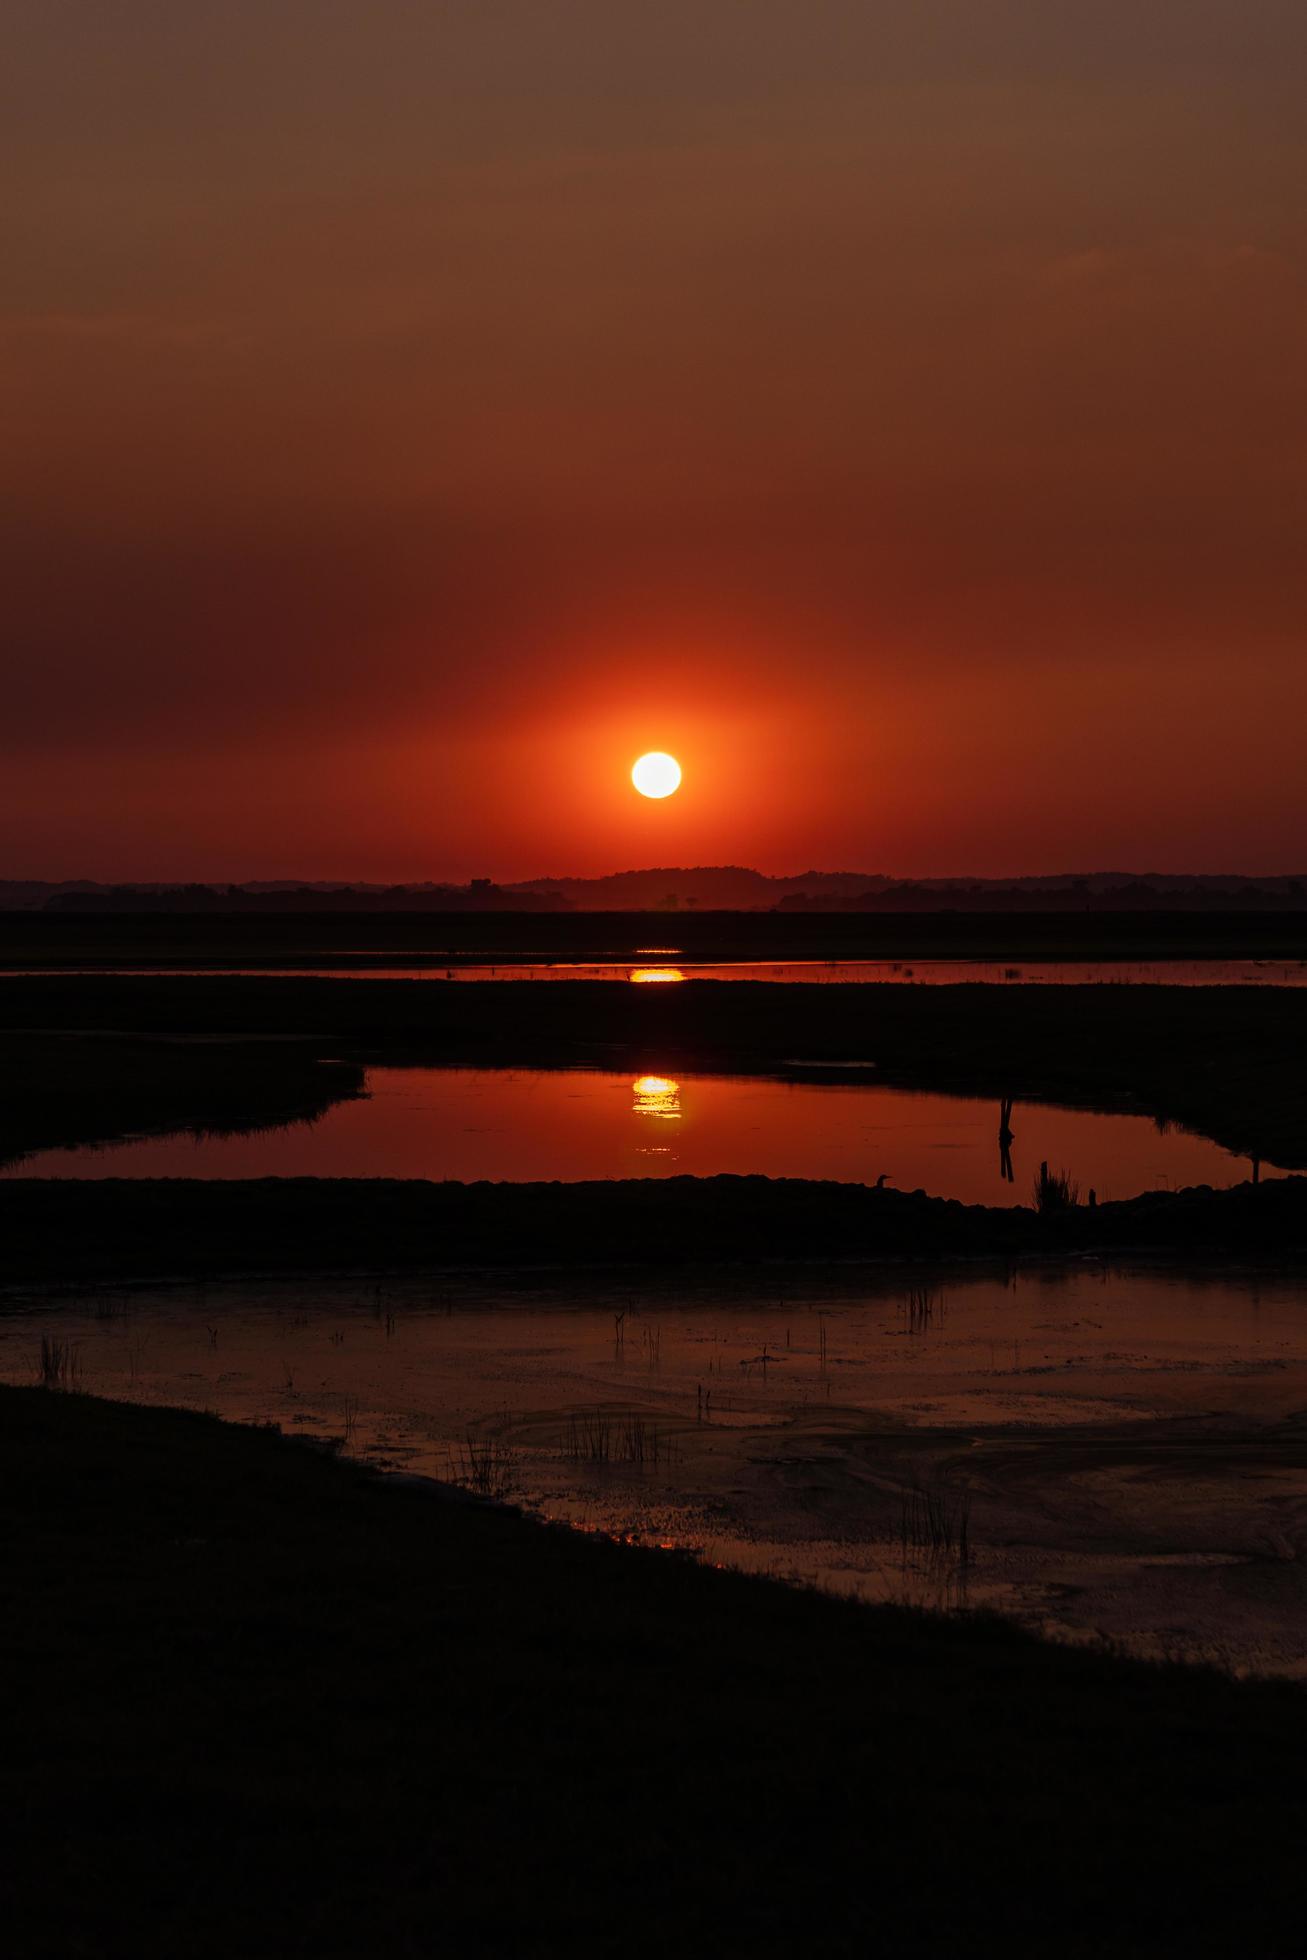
left=563, top=1410, right=680, bottom=1467
left=902, top=1286, right=943, bottom=1334
left=456, top=1431, right=513, bottom=1499
left=898, top=1483, right=971, bottom=1568
left=37, top=1336, right=80, bottom=1390
left=1032, top=1160, right=1081, bottom=1212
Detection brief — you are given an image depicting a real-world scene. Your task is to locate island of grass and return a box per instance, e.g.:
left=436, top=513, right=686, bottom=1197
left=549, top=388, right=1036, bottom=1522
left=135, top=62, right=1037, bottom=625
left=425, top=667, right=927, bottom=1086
left=2, top=1383, right=1305, bottom=1957
left=2, top=1171, right=1306, bottom=1289
left=0, top=1032, right=363, bottom=1170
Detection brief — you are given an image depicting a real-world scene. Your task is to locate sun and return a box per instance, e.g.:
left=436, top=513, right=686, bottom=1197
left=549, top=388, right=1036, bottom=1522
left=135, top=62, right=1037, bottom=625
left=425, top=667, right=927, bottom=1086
left=631, top=751, right=682, bottom=799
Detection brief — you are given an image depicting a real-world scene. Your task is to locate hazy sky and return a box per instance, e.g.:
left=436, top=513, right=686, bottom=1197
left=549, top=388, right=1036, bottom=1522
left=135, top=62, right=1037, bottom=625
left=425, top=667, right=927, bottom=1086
left=4, top=2, right=1305, bottom=878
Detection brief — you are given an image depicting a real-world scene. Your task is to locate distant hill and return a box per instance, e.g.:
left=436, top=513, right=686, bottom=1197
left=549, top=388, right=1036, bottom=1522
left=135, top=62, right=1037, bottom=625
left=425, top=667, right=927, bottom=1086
left=504, top=867, right=886, bottom=910
left=773, top=875, right=1307, bottom=914
left=504, top=867, right=1307, bottom=912
left=5, top=869, right=1307, bottom=913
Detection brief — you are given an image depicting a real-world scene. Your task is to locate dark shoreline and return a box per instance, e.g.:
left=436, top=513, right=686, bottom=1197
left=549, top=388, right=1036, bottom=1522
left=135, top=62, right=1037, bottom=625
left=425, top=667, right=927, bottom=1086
left=3, top=1383, right=1305, bottom=1957
left=4, top=1172, right=1305, bottom=1287
left=0, top=1031, right=364, bottom=1168
left=8, top=904, right=1307, bottom=965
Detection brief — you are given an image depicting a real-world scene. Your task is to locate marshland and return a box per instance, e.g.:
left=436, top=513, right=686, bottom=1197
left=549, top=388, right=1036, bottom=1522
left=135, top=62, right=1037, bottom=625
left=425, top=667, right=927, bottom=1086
left=6, top=919, right=1307, bottom=1953
left=7, top=1260, right=1307, bottom=1673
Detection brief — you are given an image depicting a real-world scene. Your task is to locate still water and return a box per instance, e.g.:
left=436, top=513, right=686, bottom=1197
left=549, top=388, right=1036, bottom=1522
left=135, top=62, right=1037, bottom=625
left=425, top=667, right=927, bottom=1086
left=5, top=1067, right=1256, bottom=1203
left=7, top=1264, right=1307, bottom=1673
left=6, top=959, right=1307, bottom=983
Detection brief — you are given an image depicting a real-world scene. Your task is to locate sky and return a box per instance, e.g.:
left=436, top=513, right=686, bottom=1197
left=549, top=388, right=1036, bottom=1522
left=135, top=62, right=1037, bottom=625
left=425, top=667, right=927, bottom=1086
left=3, top=1, right=1305, bottom=880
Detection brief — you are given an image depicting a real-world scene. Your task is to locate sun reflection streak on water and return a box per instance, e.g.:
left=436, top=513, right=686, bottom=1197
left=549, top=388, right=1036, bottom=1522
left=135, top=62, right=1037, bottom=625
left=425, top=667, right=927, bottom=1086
left=629, top=967, right=685, bottom=984
left=632, top=1075, right=682, bottom=1119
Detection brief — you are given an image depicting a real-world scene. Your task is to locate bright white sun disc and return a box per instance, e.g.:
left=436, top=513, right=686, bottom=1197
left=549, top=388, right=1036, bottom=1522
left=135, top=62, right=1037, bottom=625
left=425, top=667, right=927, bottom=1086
left=632, top=751, right=682, bottom=798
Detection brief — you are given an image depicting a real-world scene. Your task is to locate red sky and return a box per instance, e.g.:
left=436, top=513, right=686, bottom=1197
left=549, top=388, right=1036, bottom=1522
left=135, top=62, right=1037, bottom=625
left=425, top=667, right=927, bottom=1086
left=3, top=2, right=1305, bottom=880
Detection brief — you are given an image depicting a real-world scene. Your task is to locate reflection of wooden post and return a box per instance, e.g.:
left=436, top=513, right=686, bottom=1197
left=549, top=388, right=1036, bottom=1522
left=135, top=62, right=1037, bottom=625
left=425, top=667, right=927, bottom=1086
left=998, top=1098, right=1015, bottom=1184
left=1253, top=1156, right=1261, bottom=1186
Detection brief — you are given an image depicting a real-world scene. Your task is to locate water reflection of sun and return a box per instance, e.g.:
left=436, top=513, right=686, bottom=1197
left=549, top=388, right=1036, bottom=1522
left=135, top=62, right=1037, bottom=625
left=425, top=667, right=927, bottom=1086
left=632, top=1075, right=682, bottom=1119
left=629, top=967, right=685, bottom=984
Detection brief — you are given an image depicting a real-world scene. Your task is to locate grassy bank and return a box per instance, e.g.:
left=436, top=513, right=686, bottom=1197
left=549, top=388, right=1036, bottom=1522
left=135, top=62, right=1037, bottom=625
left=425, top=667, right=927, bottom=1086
left=5, top=976, right=1306, bottom=1170
left=2, top=1384, right=1304, bottom=1957
left=7, top=905, right=1307, bottom=964
left=0, top=1033, right=363, bottom=1167
left=3, top=1173, right=1305, bottom=1286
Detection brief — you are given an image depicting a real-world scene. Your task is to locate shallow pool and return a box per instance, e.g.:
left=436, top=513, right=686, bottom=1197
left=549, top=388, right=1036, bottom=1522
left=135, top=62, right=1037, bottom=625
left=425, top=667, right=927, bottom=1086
left=4, top=1066, right=1258, bottom=1204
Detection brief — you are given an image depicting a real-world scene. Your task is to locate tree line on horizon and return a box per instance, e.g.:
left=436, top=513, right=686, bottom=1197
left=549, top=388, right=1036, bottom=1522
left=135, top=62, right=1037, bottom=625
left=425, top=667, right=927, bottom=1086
left=7, top=869, right=1307, bottom=915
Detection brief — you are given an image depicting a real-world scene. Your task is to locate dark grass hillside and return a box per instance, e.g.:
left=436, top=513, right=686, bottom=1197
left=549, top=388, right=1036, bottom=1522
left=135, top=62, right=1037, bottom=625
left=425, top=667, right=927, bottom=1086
left=3, top=1173, right=1306, bottom=1286
left=2, top=1385, right=1304, bottom=1958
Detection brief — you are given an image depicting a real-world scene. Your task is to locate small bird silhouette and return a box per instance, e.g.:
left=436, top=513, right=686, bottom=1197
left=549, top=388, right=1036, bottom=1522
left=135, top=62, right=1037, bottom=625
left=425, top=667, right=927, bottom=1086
left=874, top=1172, right=894, bottom=1188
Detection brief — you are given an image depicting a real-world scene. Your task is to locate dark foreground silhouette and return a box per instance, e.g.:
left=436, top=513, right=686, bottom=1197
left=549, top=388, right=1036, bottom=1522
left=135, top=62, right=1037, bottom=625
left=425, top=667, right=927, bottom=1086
left=4, top=1172, right=1306, bottom=1286
left=2, top=1385, right=1304, bottom=1958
